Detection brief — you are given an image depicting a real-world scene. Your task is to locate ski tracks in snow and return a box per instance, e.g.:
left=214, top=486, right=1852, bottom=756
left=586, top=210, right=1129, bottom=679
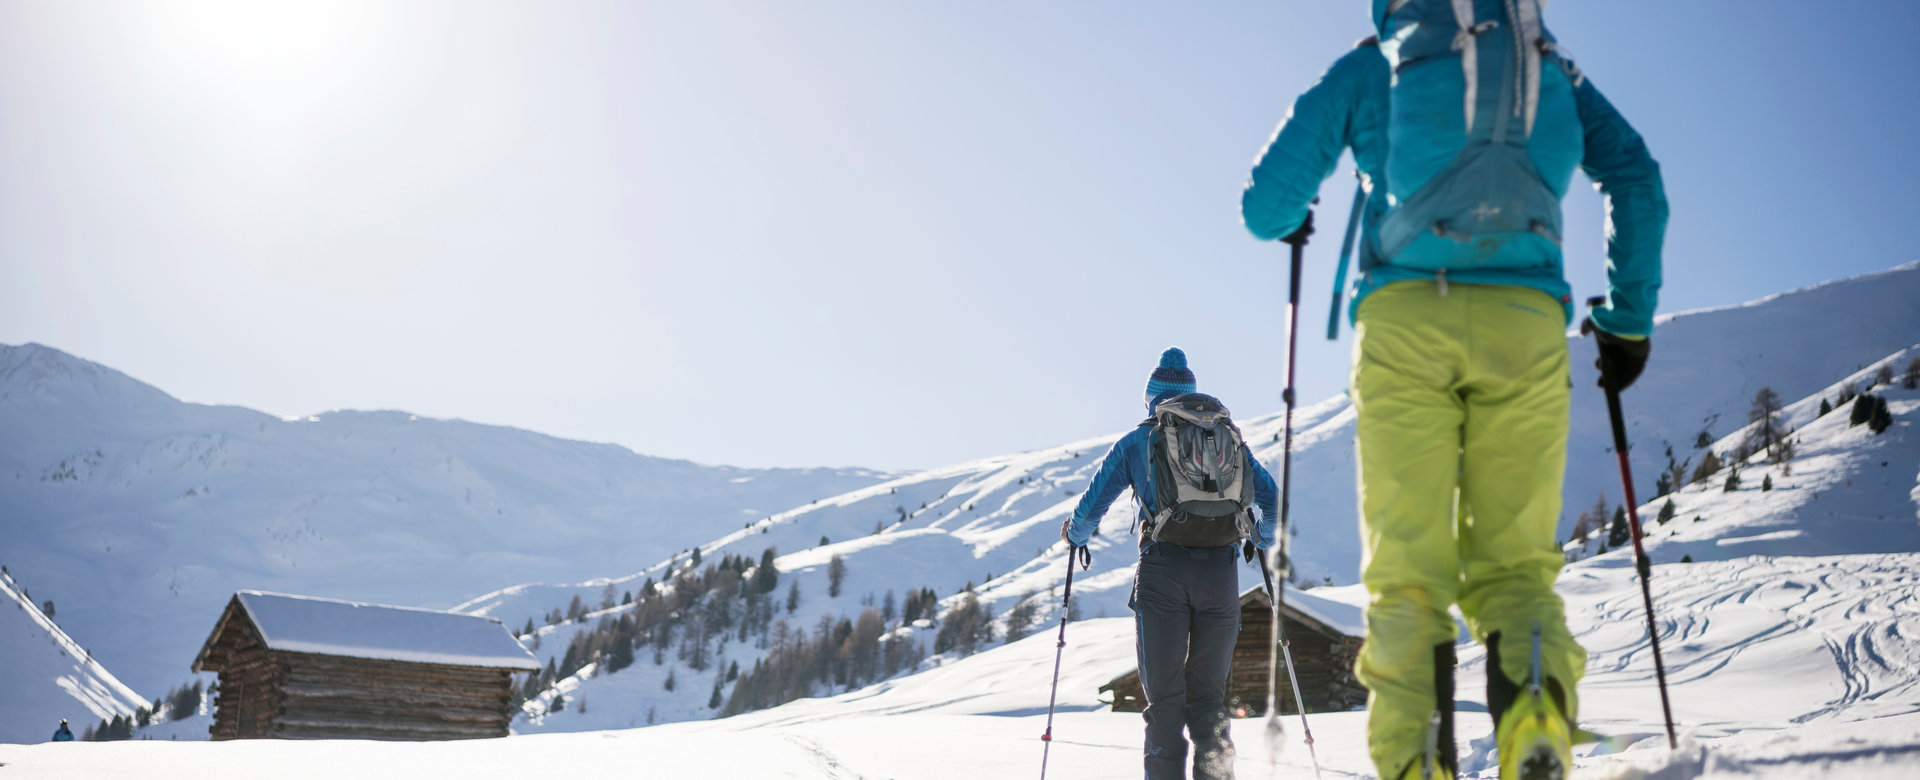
left=783, top=734, right=869, bottom=780
left=1569, top=554, right=1920, bottom=728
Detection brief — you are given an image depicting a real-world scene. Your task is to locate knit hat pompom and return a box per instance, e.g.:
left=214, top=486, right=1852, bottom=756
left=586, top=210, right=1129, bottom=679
left=1145, top=346, right=1197, bottom=408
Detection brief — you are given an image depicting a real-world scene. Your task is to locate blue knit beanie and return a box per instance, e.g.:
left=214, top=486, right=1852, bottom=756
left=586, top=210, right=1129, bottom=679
left=1144, top=347, right=1197, bottom=407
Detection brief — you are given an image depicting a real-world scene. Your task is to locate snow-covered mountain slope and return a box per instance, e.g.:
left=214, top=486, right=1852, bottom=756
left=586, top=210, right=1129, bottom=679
left=0, top=342, right=891, bottom=707
left=455, top=264, right=1918, bottom=737
left=0, top=569, right=146, bottom=745
left=1569, top=345, right=1920, bottom=565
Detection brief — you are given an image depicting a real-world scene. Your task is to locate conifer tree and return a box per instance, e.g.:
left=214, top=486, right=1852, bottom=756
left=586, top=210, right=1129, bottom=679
left=1761, top=474, right=1773, bottom=491
left=752, top=547, right=781, bottom=594
left=1749, top=386, right=1783, bottom=455
left=1691, top=451, right=1722, bottom=485
left=1724, top=466, right=1742, bottom=492
left=1852, top=394, right=1876, bottom=426
left=1667, top=455, right=1691, bottom=497
left=827, top=554, right=848, bottom=598
left=1003, top=593, right=1040, bottom=644
left=1607, top=506, right=1630, bottom=548
left=1868, top=395, right=1894, bottom=434
left=1657, top=499, right=1676, bottom=525
left=1905, top=357, right=1920, bottom=390
left=1819, top=398, right=1833, bottom=416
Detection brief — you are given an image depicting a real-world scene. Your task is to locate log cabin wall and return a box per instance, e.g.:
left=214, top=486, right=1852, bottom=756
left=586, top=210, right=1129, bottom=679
left=270, top=652, right=515, bottom=740
left=1228, top=598, right=1366, bottom=717
left=1099, top=596, right=1365, bottom=717
left=203, top=611, right=281, bottom=740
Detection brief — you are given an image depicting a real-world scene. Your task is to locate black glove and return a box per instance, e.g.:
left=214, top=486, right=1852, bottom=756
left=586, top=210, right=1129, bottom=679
left=1279, top=209, right=1315, bottom=247
left=1581, top=317, right=1651, bottom=392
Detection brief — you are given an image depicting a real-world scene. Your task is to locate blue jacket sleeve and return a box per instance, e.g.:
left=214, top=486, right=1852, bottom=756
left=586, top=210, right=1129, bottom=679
left=1247, top=453, right=1280, bottom=549
left=1064, top=430, right=1146, bottom=547
left=1242, top=49, right=1377, bottom=241
left=1575, top=78, right=1667, bottom=339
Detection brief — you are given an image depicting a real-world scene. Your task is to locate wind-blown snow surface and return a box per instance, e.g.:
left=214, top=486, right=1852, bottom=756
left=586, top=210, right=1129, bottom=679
left=0, top=342, right=890, bottom=705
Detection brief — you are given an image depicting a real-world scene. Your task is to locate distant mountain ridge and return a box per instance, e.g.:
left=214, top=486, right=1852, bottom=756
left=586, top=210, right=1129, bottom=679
left=0, top=342, right=891, bottom=715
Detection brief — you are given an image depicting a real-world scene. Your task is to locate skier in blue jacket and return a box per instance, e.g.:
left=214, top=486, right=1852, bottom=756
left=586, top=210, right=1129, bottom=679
left=1062, top=347, right=1279, bottom=780
left=52, top=719, right=74, bottom=742
left=1241, top=3, right=1666, bottom=779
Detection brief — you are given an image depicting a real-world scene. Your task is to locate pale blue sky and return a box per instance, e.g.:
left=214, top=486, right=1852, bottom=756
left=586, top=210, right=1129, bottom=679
left=3, top=1, right=1915, bottom=469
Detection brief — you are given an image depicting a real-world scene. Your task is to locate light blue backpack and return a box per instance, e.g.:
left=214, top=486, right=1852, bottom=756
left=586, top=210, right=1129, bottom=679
left=1372, top=0, right=1584, bottom=277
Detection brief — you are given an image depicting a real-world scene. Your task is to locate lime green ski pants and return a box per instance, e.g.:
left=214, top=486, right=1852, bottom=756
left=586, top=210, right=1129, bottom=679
left=1349, top=280, right=1587, bottom=778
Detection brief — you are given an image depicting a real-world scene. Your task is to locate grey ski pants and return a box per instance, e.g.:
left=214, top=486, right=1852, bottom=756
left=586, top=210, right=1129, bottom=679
left=1132, top=543, right=1241, bottom=780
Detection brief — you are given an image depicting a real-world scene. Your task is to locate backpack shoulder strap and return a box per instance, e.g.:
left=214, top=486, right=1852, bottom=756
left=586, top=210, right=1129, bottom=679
left=1327, top=176, right=1368, bottom=340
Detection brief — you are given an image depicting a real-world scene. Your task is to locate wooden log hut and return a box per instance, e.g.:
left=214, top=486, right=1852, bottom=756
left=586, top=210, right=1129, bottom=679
left=191, top=590, right=540, bottom=741
left=1099, top=585, right=1366, bottom=716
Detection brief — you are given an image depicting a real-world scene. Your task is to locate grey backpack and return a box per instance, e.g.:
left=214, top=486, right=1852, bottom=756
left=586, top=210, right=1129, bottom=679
left=1142, top=393, right=1255, bottom=548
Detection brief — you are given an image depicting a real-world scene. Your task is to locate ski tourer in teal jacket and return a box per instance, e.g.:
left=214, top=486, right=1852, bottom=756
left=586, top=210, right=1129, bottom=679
left=1240, top=11, right=1667, bottom=338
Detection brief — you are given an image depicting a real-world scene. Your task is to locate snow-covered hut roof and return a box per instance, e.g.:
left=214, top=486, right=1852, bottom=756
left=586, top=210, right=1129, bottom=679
left=1241, top=584, right=1365, bottom=638
left=193, top=590, right=539, bottom=672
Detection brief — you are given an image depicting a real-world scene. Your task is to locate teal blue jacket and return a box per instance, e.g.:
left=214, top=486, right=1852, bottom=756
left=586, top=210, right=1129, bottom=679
left=1240, top=37, right=1667, bottom=337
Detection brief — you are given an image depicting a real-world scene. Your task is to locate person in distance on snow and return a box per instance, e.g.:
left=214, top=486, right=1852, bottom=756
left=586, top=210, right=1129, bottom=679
left=1061, top=347, right=1279, bottom=780
left=52, top=719, right=74, bottom=742
left=1240, top=2, right=1666, bottom=779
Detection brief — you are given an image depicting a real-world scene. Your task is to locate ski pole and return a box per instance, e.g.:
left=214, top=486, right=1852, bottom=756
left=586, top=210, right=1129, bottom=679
left=1267, top=211, right=1313, bottom=774
left=1040, top=544, right=1092, bottom=780
left=1585, top=298, right=1679, bottom=749
left=1257, top=548, right=1322, bottom=780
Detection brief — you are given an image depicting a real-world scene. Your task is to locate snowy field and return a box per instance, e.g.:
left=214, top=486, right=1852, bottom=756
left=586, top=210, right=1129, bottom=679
left=7, top=551, right=1920, bottom=779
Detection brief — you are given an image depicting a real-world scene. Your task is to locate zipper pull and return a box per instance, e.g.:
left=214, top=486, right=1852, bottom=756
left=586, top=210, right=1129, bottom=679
left=1436, top=268, right=1450, bottom=297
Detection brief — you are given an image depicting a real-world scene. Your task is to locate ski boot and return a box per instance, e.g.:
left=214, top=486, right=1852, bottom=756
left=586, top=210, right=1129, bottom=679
left=1494, top=624, right=1572, bottom=780
left=1398, top=643, right=1459, bottom=780
left=1393, top=710, right=1455, bottom=780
